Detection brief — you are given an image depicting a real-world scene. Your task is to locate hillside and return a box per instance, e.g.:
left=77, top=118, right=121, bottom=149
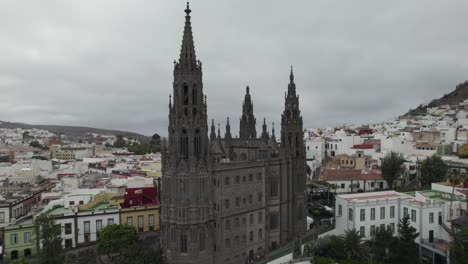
left=404, top=81, right=468, bottom=116
left=0, top=121, right=152, bottom=143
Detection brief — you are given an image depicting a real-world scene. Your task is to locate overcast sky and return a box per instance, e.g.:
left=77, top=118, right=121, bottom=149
left=1, top=1, right=468, bottom=136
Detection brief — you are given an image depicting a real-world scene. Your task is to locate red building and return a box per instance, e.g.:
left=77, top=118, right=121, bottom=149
left=120, top=186, right=159, bottom=208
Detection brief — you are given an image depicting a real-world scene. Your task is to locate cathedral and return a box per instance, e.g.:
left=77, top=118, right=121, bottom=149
left=161, top=3, right=307, bottom=264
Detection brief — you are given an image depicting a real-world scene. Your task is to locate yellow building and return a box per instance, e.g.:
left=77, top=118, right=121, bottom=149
left=54, top=151, right=75, bottom=161
left=120, top=205, right=160, bottom=232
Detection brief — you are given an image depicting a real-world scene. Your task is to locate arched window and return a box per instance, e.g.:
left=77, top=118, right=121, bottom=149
left=181, top=129, right=189, bottom=159
left=181, top=232, right=187, bottom=253
left=183, top=84, right=189, bottom=105
left=194, top=129, right=200, bottom=158
left=192, top=85, right=197, bottom=105
left=199, top=231, right=205, bottom=251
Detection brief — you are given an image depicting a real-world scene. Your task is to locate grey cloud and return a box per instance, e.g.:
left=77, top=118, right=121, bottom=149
left=1, top=0, right=468, bottom=136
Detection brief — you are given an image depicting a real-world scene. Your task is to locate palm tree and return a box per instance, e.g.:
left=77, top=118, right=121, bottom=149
left=341, top=229, right=365, bottom=260
left=448, top=171, right=462, bottom=221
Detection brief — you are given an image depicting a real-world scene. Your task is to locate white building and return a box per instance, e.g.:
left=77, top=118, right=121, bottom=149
left=335, top=190, right=453, bottom=262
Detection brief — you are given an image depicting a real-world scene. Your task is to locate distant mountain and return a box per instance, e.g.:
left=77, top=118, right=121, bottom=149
left=0, top=121, right=152, bottom=143
left=404, top=81, right=468, bottom=116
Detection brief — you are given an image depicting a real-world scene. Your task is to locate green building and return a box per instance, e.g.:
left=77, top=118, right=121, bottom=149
left=436, top=144, right=452, bottom=156
left=3, top=223, right=37, bottom=261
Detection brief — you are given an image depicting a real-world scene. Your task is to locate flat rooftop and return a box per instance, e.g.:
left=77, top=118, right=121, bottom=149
left=337, top=191, right=412, bottom=201
left=405, top=190, right=452, bottom=202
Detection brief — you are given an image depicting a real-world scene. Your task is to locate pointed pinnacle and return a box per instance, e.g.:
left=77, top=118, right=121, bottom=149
left=185, top=2, right=191, bottom=15
left=290, top=65, right=294, bottom=83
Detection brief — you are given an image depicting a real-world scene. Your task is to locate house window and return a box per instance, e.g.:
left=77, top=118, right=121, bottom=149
left=84, top=221, right=90, bottom=243
left=359, top=226, right=365, bottom=236
left=149, top=214, right=155, bottom=230
left=258, top=212, right=263, bottom=223
left=380, top=207, right=385, bottom=219
left=225, top=220, right=230, bottom=230
left=138, top=216, right=144, bottom=232
left=390, top=206, right=395, bottom=218
left=411, top=210, right=416, bottom=222
left=225, top=238, right=231, bottom=248
left=24, top=232, right=31, bottom=243
left=338, top=205, right=342, bottom=216
left=235, top=176, right=240, bottom=184
left=404, top=207, right=408, bottom=217
left=225, top=199, right=230, bottom=209
left=249, top=174, right=253, bottom=182
left=248, top=195, right=253, bottom=204
left=258, top=229, right=263, bottom=240
left=236, top=197, right=240, bottom=207
left=360, top=209, right=365, bottom=221
left=258, top=193, right=263, bottom=202
left=0, top=212, right=4, bottom=223
left=257, top=173, right=262, bottom=181
left=249, top=231, right=254, bottom=241
left=429, top=212, right=434, bottom=224
left=225, top=177, right=230, bottom=186
left=69, top=201, right=75, bottom=206
left=380, top=224, right=385, bottom=231
left=65, top=223, right=72, bottom=235
left=370, top=225, right=375, bottom=236
left=341, top=183, right=345, bottom=189
left=107, top=218, right=114, bottom=225
left=234, top=218, right=240, bottom=227
left=242, top=217, right=246, bottom=225
left=249, top=214, right=254, bottom=225
left=349, top=209, right=353, bottom=221
left=96, top=220, right=102, bottom=235
left=390, top=223, right=395, bottom=233
left=127, top=216, right=133, bottom=225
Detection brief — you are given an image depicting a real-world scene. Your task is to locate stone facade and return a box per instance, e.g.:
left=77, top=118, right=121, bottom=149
left=161, top=3, right=307, bottom=264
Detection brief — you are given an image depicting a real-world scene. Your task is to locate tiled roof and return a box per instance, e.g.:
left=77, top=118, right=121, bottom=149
left=320, top=169, right=383, bottom=181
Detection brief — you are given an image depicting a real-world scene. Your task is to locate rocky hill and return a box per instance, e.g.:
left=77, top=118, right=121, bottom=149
left=404, top=81, right=468, bottom=116
left=0, top=121, right=151, bottom=143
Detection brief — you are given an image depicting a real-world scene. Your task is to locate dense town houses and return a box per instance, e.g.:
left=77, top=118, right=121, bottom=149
left=0, top=126, right=163, bottom=262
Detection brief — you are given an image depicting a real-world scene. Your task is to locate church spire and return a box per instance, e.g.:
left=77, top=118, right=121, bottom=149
left=225, top=117, right=232, bottom=140
left=288, top=65, right=296, bottom=97
left=239, top=85, right=257, bottom=139
left=179, top=2, right=197, bottom=67
left=271, top=122, right=276, bottom=142
left=281, top=67, right=304, bottom=157
left=217, top=123, right=221, bottom=139
left=261, top=118, right=269, bottom=142
left=210, top=119, right=216, bottom=141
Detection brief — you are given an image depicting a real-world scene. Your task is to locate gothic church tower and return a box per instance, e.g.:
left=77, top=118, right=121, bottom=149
left=161, top=3, right=215, bottom=263
left=280, top=67, right=307, bottom=237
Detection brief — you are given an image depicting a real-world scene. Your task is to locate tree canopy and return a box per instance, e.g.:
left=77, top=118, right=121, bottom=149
left=451, top=226, right=468, bottom=264
left=96, top=224, right=139, bottom=256
left=419, top=154, right=448, bottom=187
left=96, top=224, right=161, bottom=264
left=34, top=214, right=63, bottom=264
left=380, top=151, right=406, bottom=189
